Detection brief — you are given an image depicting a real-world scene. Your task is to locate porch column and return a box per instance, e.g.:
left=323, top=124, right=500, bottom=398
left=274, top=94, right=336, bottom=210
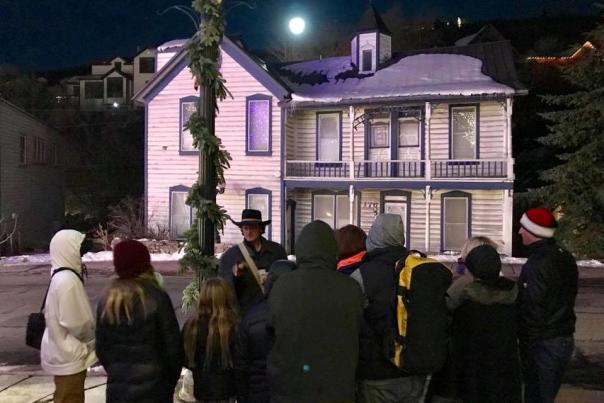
left=349, top=105, right=355, bottom=179
left=424, top=185, right=432, bottom=252
left=505, top=98, right=514, bottom=180
left=424, top=102, right=432, bottom=180
left=502, top=188, right=514, bottom=256
left=349, top=185, right=355, bottom=225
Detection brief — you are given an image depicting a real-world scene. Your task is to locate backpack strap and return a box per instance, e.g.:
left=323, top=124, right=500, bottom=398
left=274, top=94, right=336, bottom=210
left=237, top=242, right=263, bottom=291
left=40, top=268, right=84, bottom=312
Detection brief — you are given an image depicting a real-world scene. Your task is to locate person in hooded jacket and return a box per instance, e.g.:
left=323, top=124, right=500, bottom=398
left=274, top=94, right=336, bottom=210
left=351, top=214, right=425, bottom=403
left=96, top=240, right=184, bottom=403
left=232, top=259, right=297, bottom=403
left=267, top=220, right=364, bottom=403
left=41, top=229, right=97, bottom=403
left=448, top=243, right=522, bottom=403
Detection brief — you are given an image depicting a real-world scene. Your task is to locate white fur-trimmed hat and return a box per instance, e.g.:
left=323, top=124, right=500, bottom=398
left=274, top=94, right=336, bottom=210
left=520, top=208, right=557, bottom=238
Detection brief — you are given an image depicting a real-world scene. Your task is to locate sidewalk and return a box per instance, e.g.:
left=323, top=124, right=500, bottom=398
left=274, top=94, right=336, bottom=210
left=1, top=366, right=603, bottom=403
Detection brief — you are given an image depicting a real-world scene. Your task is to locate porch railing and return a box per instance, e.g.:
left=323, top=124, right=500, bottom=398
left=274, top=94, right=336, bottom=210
left=431, top=160, right=508, bottom=178
left=285, top=159, right=511, bottom=179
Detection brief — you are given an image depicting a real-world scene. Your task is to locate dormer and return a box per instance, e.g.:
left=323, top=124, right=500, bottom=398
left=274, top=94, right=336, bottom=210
left=350, top=4, right=392, bottom=73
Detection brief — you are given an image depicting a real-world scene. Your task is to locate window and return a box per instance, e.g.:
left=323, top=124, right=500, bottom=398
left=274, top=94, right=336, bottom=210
left=451, top=105, right=478, bottom=159
left=139, top=57, right=155, bottom=73
left=106, top=77, right=123, bottom=98
left=19, top=136, right=27, bottom=165
left=246, top=187, right=272, bottom=238
left=84, top=81, right=103, bottom=99
left=170, top=186, right=192, bottom=239
left=370, top=119, right=389, bottom=148
left=312, top=192, right=357, bottom=229
left=114, top=61, right=122, bottom=71
left=362, top=49, right=373, bottom=72
left=381, top=191, right=410, bottom=247
left=246, top=95, right=271, bottom=155
left=317, top=112, right=341, bottom=161
left=32, top=137, right=48, bottom=164
left=180, top=98, right=198, bottom=153
left=398, top=118, right=420, bottom=147
left=442, top=191, right=471, bottom=251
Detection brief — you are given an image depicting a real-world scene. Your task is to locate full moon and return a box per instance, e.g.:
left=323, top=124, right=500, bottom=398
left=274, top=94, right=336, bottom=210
left=288, top=17, right=305, bottom=35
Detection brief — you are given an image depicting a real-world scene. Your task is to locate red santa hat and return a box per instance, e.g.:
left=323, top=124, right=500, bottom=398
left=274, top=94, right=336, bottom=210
left=520, top=208, right=557, bottom=239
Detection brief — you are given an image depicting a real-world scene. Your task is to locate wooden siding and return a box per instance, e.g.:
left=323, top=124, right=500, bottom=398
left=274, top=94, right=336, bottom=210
left=0, top=101, right=64, bottom=249
left=146, top=48, right=282, bottom=245
left=287, top=188, right=504, bottom=254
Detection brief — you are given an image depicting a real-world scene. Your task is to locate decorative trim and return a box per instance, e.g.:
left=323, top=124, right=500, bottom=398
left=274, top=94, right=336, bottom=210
left=245, top=94, right=272, bottom=156
left=449, top=103, right=480, bottom=160
left=168, top=185, right=192, bottom=240
left=380, top=190, right=411, bottom=248
left=245, top=187, right=272, bottom=240
left=284, top=180, right=514, bottom=190
left=179, top=96, right=199, bottom=155
left=440, top=190, right=472, bottom=252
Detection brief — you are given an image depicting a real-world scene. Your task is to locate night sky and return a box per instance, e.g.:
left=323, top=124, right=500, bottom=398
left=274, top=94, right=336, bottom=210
left=0, top=0, right=598, bottom=72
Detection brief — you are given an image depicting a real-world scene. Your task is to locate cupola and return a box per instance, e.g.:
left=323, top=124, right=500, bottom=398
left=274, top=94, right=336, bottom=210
left=350, top=4, right=392, bottom=73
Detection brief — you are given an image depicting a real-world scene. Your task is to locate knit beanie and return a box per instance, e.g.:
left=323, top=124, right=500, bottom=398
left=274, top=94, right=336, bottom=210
left=520, top=208, right=557, bottom=239
left=465, top=244, right=501, bottom=282
left=113, top=239, right=151, bottom=279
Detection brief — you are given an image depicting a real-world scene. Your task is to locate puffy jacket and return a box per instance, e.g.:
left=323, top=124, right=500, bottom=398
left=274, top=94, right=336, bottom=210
left=267, top=221, right=364, bottom=403
left=96, top=280, right=184, bottom=403
left=517, top=238, right=578, bottom=342
left=41, top=230, right=96, bottom=376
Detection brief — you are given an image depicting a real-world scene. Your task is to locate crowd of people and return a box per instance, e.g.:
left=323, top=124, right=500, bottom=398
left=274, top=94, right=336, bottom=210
left=39, top=207, right=578, bottom=403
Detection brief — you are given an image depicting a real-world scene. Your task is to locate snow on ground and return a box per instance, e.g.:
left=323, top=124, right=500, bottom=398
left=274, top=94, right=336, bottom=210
left=0, top=251, right=602, bottom=268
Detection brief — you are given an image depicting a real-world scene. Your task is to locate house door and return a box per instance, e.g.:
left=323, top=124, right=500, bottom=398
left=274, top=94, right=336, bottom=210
left=285, top=199, right=296, bottom=254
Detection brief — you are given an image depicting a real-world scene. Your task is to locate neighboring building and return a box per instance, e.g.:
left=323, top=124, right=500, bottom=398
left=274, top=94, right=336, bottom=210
left=134, top=5, right=526, bottom=256
left=63, top=47, right=157, bottom=110
left=0, top=98, right=64, bottom=251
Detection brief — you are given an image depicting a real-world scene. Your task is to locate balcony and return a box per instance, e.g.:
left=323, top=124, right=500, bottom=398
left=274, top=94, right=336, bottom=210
left=285, top=159, right=512, bottom=180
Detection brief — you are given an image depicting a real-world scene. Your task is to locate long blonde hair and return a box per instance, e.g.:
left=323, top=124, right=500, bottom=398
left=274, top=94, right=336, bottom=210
left=183, top=277, right=239, bottom=370
left=460, top=236, right=499, bottom=260
left=101, top=271, right=158, bottom=325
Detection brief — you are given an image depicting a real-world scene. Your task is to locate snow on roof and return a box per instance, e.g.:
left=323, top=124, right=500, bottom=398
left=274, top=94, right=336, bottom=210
left=158, top=39, right=187, bottom=53
left=283, top=53, right=514, bottom=104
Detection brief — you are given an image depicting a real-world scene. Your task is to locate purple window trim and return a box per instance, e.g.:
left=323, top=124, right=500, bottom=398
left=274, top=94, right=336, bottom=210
left=440, top=190, right=472, bottom=253
left=169, top=184, right=192, bottom=240
left=245, top=94, right=272, bottom=156
left=316, top=111, right=343, bottom=162
left=448, top=103, right=480, bottom=160
left=245, top=187, right=272, bottom=240
left=179, top=96, right=199, bottom=155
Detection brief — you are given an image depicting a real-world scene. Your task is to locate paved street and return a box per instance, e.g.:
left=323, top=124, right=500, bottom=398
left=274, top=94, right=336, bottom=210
left=0, top=261, right=603, bottom=402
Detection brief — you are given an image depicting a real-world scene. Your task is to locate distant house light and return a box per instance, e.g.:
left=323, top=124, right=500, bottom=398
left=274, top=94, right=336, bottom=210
left=457, top=17, right=462, bottom=28
left=112, top=102, right=120, bottom=108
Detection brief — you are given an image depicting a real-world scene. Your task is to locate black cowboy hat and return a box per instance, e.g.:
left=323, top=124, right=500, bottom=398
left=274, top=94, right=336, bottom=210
left=231, top=209, right=271, bottom=228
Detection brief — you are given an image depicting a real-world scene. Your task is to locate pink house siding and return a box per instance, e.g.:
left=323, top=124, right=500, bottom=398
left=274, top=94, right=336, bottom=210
left=146, top=47, right=282, bottom=245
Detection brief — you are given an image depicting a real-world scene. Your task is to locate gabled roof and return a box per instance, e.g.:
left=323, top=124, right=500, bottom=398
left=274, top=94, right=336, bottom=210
left=101, top=67, right=133, bottom=80
left=133, top=36, right=290, bottom=104
left=274, top=40, right=527, bottom=105
left=357, top=4, right=391, bottom=35
left=455, top=25, right=506, bottom=47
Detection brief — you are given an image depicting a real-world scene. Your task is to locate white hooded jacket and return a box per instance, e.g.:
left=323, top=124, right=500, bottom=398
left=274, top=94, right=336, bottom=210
left=41, top=230, right=97, bottom=375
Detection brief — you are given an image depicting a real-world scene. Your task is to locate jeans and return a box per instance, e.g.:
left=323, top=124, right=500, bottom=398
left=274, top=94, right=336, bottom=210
left=357, top=376, right=429, bottom=403
left=520, top=336, right=574, bottom=403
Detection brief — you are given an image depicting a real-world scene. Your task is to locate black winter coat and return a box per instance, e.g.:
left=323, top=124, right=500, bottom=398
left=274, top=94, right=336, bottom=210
left=353, top=246, right=408, bottom=380
left=233, top=301, right=270, bottom=403
left=219, top=238, right=287, bottom=313
left=451, top=278, right=522, bottom=403
left=183, top=318, right=237, bottom=401
left=267, top=221, right=364, bottom=403
left=96, top=281, right=184, bottom=403
left=518, top=238, right=578, bottom=342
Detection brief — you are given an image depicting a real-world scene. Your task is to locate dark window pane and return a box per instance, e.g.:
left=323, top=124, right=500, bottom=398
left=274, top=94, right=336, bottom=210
left=139, top=57, right=155, bottom=73
left=84, top=82, right=103, bottom=99
left=106, top=78, right=123, bottom=98
left=362, top=50, right=372, bottom=71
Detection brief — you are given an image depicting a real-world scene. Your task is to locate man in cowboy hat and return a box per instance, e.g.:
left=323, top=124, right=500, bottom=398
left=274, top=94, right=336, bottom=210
left=219, top=209, right=287, bottom=313
left=517, top=207, right=578, bottom=403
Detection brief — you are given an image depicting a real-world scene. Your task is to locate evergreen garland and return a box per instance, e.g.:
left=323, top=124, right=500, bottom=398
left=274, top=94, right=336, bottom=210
left=537, top=15, right=604, bottom=258
left=179, top=0, right=232, bottom=311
